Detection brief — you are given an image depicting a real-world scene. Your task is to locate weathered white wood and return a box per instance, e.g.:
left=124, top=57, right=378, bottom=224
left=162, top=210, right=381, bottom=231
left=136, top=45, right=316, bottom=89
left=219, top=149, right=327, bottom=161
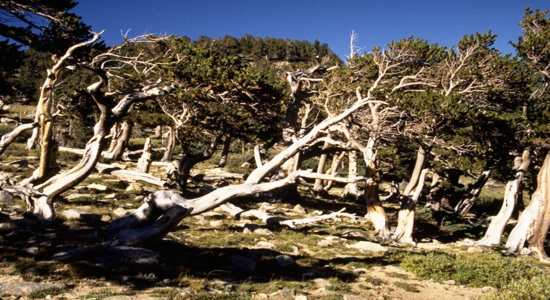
left=96, top=163, right=167, bottom=187
left=392, top=168, right=430, bottom=244
left=137, top=138, right=152, bottom=173
left=505, top=153, right=550, bottom=260
left=476, top=150, right=530, bottom=247
left=0, top=122, right=38, bottom=156
left=106, top=170, right=364, bottom=246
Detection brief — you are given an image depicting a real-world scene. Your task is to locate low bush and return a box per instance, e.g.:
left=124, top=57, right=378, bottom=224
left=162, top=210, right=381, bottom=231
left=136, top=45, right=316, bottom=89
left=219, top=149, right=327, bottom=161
left=395, top=250, right=550, bottom=299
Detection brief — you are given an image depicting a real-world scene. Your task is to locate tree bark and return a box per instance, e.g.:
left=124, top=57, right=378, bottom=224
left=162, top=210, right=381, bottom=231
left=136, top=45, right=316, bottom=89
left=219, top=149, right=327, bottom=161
left=218, top=135, right=231, bottom=168
left=454, top=168, right=494, bottom=217
left=0, top=122, right=38, bottom=156
left=27, top=35, right=102, bottom=184
left=425, top=172, right=443, bottom=211
left=161, top=126, right=175, bottom=162
left=476, top=151, right=530, bottom=247
left=313, top=140, right=330, bottom=192
left=105, top=121, right=133, bottom=161
left=392, top=168, right=430, bottom=244
left=176, top=133, right=223, bottom=190
left=403, top=146, right=428, bottom=195
left=322, top=151, right=345, bottom=191
left=342, top=150, right=360, bottom=198
left=361, top=137, right=389, bottom=239
left=137, top=138, right=152, bottom=173
left=505, top=152, right=550, bottom=260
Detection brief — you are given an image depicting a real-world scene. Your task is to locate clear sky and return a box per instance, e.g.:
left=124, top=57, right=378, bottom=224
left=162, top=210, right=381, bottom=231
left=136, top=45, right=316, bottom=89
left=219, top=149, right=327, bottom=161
left=73, top=0, right=550, bottom=60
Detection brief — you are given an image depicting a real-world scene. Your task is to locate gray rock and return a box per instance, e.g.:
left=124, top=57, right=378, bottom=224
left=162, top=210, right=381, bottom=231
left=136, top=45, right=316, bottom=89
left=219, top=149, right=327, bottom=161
left=256, top=241, right=276, bottom=249
left=313, top=278, right=332, bottom=288
left=269, top=288, right=295, bottom=300
left=442, top=279, right=456, bottom=285
left=293, top=204, right=307, bottom=214
left=346, top=241, right=388, bottom=252
left=0, top=190, right=14, bottom=204
left=253, top=228, right=274, bottom=236
left=482, top=286, right=497, bottom=293
left=276, top=255, right=296, bottom=267
left=0, top=281, right=66, bottom=297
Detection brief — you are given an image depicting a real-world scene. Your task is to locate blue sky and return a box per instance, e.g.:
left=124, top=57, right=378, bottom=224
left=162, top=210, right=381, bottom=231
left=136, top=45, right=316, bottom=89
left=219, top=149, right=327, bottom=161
left=74, top=1, right=550, bottom=60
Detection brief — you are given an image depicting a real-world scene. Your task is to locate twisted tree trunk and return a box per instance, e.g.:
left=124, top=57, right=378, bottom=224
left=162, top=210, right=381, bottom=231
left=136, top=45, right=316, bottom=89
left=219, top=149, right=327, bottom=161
left=454, top=168, right=494, bottom=217
left=476, top=150, right=530, bottom=247
left=392, top=145, right=429, bottom=244
left=505, top=152, right=550, bottom=260
left=25, top=34, right=103, bottom=184
left=105, top=121, right=133, bottom=161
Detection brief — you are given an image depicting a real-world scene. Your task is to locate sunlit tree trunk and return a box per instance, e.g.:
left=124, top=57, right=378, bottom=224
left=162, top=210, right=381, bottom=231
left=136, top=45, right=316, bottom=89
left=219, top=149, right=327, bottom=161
left=313, top=140, right=330, bottom=192
left=392, top=145, right=429, bottom=244
left=342, top=150, right=360, bottom=198
left=104, top=121, right=132, bottom=161
left=505, top=152, right=550, bottom=260
left=137, top=138, right=152, bottom=173
left=476, top=150, right=530, bottom=247
left=161, top=127, right=175, bottom=162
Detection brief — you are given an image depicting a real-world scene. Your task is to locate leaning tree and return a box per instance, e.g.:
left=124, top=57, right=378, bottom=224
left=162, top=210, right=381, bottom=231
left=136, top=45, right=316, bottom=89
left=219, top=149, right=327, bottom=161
left=502, top=8, right=550, bottom=260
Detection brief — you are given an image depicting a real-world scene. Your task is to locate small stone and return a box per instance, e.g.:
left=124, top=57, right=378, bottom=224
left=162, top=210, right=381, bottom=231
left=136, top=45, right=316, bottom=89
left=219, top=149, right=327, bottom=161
left=442, top=280, right=456, bottom=285
left=482, top=286, right=497, bottom=293
left=256, top=241, right=276, bottom=249
left=269, top=288, right=295, bottom=300
left=0, top=190, right=14, bottom=204
left=317, top=239, right=333, bottom=247
left=252, top=293, right=269, bottom=300
left=253, top=228, right=274, bottom=236
left=293, top=204, right=307, bottom=215
left=346, top=241, right=388, bottom=252
left=209, top=220, right=223, bottom=227
left=113, top=207, right=127, bottom=217
left=126, top=183, right=144, bottom=192
left=313, top=278, right=332, bottom=288
left=276, top=255, right=296, bottom=267
left=87, top=183, right=108, bottom=191
left=295, top=295, right=308, bottom=300
left=61, top=209, right=85, bottom=220
left=467, top=247, right=483, bottom=253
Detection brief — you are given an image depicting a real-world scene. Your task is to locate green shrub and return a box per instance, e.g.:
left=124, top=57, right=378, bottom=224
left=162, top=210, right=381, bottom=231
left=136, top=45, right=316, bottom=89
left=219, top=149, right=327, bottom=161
left=482, top=275, right=550, bottom=300
left=397, top=250, right=550, bottom=299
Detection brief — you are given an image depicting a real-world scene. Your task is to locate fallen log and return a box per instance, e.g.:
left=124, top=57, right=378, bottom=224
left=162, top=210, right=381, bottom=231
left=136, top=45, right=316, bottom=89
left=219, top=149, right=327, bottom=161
left=96, top=163, right=167, bottom=187
left=220, top=202, right=358, bottom=228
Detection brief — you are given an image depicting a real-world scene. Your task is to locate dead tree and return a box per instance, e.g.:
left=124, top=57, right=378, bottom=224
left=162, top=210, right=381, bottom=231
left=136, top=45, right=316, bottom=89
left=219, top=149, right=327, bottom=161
left=24, top=32, right=103, bottom=185
left=106, top=82, right=375, bottom=246
left=15, top=34, right=178, bottom=222
left=0, top=122, right=38, bottom=156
